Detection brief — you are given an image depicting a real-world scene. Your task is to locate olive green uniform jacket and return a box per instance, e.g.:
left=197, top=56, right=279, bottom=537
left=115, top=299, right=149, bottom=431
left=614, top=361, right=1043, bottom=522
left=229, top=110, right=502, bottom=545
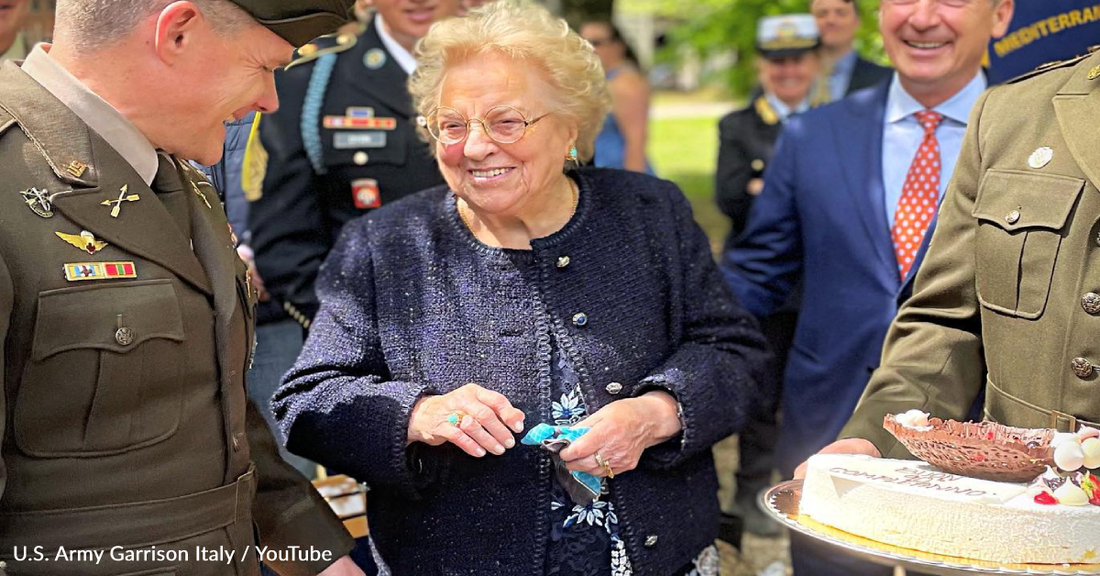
left=0, top=62, right=353, bottom=575
left=841, top=50, right=1100, bottom=457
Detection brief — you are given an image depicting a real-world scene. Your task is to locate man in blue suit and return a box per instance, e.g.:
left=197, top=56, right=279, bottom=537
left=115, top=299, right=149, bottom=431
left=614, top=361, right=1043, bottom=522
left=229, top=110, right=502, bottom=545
left=722, top=0, right=1013, bottom=572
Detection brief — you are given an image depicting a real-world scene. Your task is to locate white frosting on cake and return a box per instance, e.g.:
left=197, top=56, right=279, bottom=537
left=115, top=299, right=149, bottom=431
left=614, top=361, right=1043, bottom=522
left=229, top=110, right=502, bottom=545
left=800, top=454, right=1100, bottom=564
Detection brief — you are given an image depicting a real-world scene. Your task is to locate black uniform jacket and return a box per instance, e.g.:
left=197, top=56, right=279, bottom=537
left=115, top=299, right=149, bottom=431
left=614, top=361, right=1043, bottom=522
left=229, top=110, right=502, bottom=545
left=250, top=16, right=445, bottom=324
left=0, top=61, right=352, bottom=576
left=716, top=97, right=783, bottom=239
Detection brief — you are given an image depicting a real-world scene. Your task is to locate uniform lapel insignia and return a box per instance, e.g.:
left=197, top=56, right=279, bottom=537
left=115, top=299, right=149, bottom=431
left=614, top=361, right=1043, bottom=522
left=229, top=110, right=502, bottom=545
left=66, top=160, right=89, bottom=178
left=56, top=230, right=109, bottom=255
left=63, top=261, right=137, bottom=282
left=20, top=187, right=54, bottom=218
left=173, top=157, right=215, bottom=209
left=754, top=96, right=780, bottom=126
left=1088, top=65, right=1100, bottom=81
left=193, top=181, right=214, bottom=209
left=100, top=184, right=141, bottom=217
left=364, top=48, right=387, bottom=70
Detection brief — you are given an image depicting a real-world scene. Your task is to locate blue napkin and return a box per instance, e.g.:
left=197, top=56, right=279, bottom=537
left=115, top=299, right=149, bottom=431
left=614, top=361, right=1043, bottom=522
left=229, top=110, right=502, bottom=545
left=522, top=423, right=601, bottom=505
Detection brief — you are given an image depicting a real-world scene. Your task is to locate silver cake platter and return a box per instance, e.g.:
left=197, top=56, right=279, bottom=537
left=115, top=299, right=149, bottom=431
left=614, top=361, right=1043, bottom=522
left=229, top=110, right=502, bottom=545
left=761, top=480, right=1100, bottom=576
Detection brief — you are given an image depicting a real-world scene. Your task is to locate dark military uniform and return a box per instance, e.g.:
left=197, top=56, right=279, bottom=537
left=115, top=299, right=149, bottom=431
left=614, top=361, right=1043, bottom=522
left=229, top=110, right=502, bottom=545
left=842, top=50, right=1100, bottom=453
left=0, top=62, right=352, bottom=576
left=716, top=96, right=783, bottom=241
left=250, top=16, right=445, bottom=324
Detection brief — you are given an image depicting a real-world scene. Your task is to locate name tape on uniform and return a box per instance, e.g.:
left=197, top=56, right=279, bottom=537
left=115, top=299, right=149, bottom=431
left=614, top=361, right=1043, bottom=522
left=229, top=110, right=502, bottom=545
left=334, top=132, right=387, bottom=149
left=64, top=261, right=137, bottom=282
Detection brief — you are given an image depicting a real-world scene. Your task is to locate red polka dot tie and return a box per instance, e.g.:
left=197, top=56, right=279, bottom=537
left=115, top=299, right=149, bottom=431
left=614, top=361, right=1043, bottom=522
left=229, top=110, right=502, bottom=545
left=892, top=110, right=943, bottom=281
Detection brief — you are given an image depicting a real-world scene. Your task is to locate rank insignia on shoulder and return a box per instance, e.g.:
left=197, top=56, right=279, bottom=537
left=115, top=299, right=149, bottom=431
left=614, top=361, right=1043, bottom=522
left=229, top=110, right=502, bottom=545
left=56, top=230, right=109, bottom=255
left=20, top=187, right=54, bottom=218
left=64, top=261, right=137, bottom=282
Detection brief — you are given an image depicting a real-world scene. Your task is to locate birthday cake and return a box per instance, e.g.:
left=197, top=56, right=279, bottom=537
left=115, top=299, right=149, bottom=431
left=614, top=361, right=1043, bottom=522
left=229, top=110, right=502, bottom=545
left=799, top=412, right=1100, bottom=565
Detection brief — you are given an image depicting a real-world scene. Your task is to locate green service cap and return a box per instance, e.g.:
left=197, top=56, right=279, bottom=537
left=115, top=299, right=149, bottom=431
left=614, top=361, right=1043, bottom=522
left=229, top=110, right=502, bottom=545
left=228, top=0, right=355, bottom=47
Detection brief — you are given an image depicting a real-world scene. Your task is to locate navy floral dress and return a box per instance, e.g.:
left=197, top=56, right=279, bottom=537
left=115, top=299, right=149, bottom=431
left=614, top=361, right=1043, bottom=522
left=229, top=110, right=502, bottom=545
left=544, top=340, right=720, bottom=576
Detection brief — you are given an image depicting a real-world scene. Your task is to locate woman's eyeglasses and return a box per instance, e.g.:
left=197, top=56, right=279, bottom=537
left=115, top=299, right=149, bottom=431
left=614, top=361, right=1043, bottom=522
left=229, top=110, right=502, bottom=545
left=419, top=105, right=548, bottom=145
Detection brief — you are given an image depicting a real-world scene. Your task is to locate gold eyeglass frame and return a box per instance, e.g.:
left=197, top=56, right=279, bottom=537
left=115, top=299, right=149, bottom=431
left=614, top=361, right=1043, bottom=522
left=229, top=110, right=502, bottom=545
left=420, top=105, right=549, bottom=145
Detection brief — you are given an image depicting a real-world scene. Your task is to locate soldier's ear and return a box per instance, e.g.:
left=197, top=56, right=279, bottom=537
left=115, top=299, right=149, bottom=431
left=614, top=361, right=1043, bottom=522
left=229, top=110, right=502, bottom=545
left=152, top=1, right=206, bottom=64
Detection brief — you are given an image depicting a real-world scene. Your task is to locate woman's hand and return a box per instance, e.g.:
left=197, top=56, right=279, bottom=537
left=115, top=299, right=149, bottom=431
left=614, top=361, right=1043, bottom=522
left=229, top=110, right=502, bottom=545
left=558, top=391, right=681, bottom=477
left=407, top=383, right=526, bottom=458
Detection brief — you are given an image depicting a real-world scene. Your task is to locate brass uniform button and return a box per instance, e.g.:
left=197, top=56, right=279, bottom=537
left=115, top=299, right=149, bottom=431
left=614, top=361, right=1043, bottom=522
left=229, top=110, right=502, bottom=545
left=1083, top=293, right=1100, bottom=315
left=1071, top=357, right=1094, bottom=378
left=1005, top=210, right=1020, bottom=225
left=572, top=313, right=588, bottom=327
left=751, top=159, right=765, bottom=172
left=605, top=382, right=623, bottom=395
left=556, top=255, right=571, bottom=269
left=115, top=327, right=135, bottom=346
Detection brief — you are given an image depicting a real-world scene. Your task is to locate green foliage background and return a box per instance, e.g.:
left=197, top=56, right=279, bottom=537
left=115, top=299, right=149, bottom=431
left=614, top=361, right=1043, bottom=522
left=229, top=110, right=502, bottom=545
left=626, top=0, right=888, bottom=97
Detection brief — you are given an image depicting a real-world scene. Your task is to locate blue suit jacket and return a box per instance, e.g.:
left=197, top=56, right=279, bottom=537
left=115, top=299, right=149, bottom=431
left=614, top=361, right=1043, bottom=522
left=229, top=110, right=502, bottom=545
left=721, top=82, right=936, bottom=475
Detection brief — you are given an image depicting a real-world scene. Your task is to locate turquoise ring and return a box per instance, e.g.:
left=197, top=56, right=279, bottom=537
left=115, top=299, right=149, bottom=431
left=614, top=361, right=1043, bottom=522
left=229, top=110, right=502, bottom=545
left=446, top=411, right=467, bottom=426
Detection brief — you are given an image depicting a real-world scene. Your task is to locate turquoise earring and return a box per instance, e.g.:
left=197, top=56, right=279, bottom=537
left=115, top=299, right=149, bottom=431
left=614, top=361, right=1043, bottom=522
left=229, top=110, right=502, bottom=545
left=567, top=145, right=578, bottom=162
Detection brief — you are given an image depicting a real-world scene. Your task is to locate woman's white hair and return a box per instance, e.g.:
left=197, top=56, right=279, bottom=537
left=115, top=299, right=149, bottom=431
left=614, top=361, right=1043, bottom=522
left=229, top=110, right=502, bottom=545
left=56, top=0, right=255, bottom=52
left=409, top=0, right=611, bottom=162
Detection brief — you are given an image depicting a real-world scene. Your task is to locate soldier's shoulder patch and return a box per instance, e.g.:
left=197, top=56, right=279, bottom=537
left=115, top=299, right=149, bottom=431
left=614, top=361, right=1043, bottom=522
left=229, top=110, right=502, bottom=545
left=1008, top=52, right=1092, bottom=85
left=286, top=32, right=359, bottom=71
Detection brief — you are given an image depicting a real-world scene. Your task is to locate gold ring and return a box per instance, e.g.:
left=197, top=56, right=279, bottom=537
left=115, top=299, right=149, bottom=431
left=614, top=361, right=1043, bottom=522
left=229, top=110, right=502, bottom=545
left=595, top=452, right=615, bottom=479
left=446, top=411, right=467, bottom=426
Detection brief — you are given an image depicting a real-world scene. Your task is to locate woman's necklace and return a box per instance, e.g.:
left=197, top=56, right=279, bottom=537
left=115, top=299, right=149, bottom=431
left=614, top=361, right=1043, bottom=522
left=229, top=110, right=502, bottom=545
left=459, top=178, right=580, bottom=234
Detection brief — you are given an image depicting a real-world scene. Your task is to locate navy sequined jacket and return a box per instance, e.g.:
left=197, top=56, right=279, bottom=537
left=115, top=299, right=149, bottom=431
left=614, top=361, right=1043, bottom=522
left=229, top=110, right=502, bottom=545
left=275, top=168, right=768, bottom=576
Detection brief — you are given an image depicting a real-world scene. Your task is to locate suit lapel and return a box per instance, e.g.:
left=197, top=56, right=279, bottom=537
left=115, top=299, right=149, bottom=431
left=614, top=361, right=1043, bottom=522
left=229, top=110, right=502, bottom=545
left=347, top=17, right=414, bottom=119
left=1053, top=54, right=1100, bottom=194
left=831, top=83, right=898, bottom=286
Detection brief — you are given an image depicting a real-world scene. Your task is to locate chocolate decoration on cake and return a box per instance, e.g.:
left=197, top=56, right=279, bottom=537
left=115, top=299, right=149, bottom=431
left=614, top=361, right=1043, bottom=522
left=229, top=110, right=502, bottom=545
left=883, top=414, right=1055, bottom=482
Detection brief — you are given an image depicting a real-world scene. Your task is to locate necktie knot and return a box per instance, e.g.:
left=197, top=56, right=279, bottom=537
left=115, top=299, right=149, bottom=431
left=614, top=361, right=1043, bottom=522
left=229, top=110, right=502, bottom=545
left=154, top=153, right=186, bottom=195
left=915, top=110, right=943, bottom=135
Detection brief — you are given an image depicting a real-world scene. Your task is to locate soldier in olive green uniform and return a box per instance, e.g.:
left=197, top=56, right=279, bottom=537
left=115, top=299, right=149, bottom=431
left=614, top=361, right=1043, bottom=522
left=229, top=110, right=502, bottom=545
left=831, top=49, right=1100, bottom=460
left=0, top=2, right=364, bottom=576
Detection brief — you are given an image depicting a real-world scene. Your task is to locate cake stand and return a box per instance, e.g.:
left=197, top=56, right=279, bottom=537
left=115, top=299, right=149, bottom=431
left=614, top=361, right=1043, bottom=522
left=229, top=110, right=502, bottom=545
left=761, top=480, right=1100, bottom=576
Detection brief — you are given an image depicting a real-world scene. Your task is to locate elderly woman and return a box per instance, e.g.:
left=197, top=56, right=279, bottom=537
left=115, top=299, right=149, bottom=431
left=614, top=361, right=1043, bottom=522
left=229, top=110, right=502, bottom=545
left=274, top=2, right=767, bottom=575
